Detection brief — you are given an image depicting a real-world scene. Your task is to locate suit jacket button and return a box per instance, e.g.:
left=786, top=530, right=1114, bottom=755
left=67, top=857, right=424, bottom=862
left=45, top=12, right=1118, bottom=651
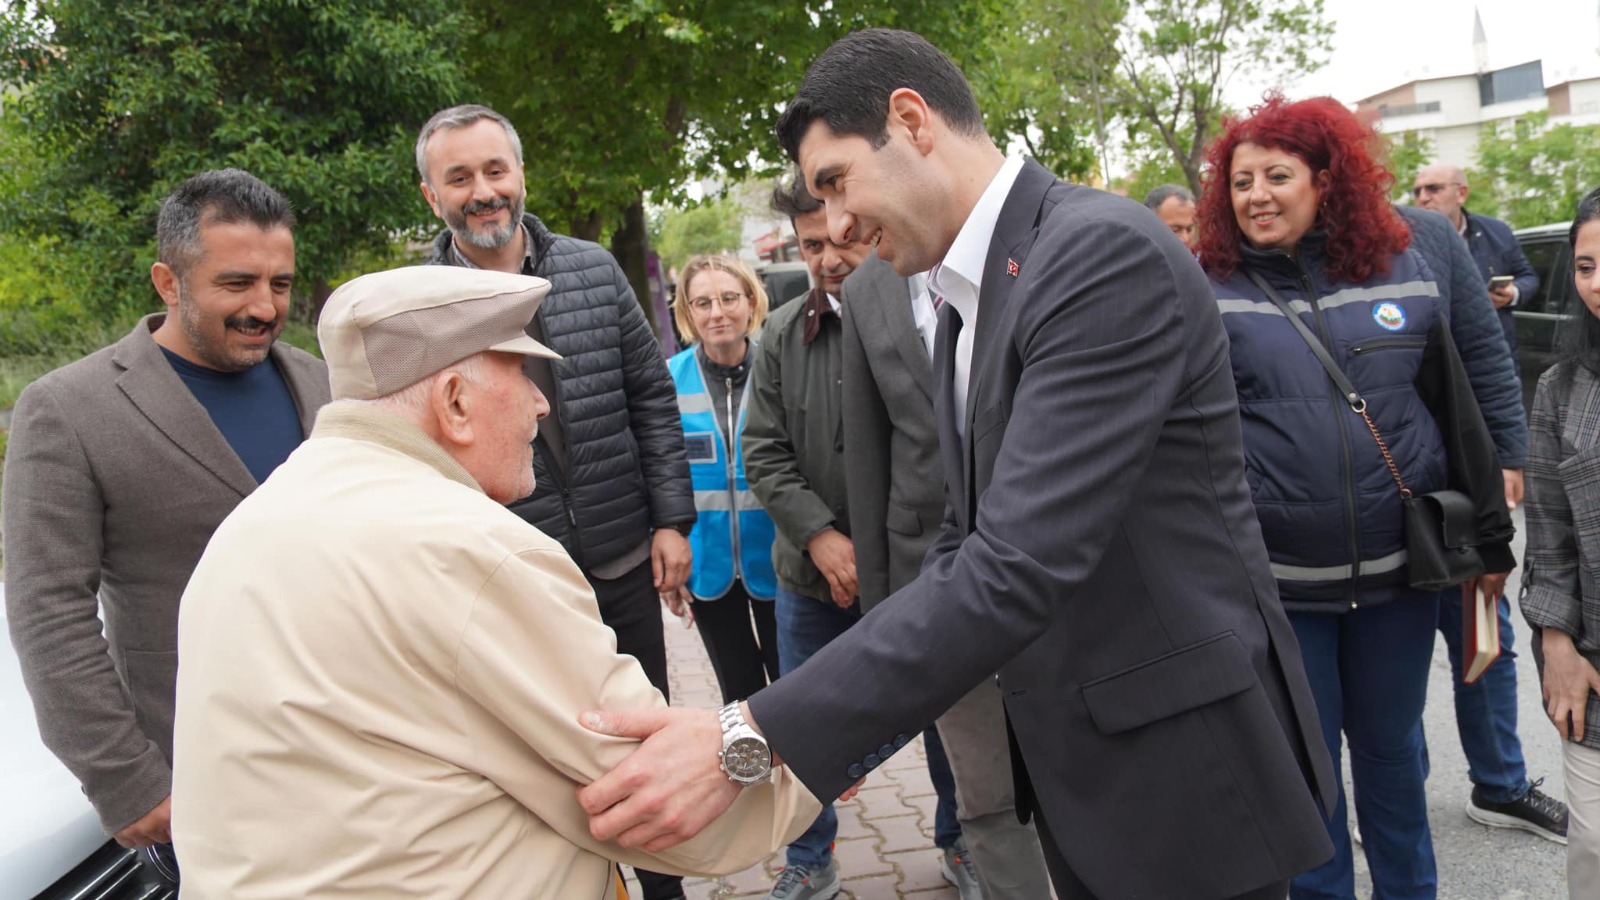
left=847, top=763, right=865, bottom=779
left=864, top=753, right=881, bottom=770
left=878, top=743, right=895, bottom=758
left=893, top=733, right=910, bottom=748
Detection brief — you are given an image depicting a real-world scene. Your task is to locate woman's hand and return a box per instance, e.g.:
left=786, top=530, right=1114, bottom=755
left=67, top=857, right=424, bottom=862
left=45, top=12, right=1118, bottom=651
left=1540, top=628, right=1600, bottom=741
left=660, top=586, right=695, bottom=629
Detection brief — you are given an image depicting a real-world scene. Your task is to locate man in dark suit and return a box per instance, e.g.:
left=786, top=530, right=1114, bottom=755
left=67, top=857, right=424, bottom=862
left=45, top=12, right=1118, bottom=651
left=577, top=29, right=1335, bottom=900
left=4, top=169, right=329, bottom=855
left=841, top=253, right=1051, bottom=898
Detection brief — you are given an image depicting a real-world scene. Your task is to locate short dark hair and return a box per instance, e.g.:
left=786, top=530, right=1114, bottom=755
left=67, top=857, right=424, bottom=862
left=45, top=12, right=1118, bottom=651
left=770, top=169, right=821, bottom=223
left=775, top=29, right=986, bottom=163
left=156, top=169, right=295, bottom=278
left=1144, top=184, right=1194, bottom=211
left=1559, top=186, right=1600, bottom=379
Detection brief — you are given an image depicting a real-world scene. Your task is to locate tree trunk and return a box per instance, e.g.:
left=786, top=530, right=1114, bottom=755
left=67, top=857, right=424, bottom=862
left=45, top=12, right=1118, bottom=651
left=609, top=193, right=661, bottom=338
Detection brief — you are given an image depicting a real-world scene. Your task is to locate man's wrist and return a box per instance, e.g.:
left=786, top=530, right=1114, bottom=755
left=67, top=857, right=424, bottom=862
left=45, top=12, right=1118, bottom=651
left=656, top=523, right=693, bottom=537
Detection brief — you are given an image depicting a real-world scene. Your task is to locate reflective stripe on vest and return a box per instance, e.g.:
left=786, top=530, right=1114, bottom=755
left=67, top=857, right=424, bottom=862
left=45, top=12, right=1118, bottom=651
left=668, top=348, right=777, bottom=600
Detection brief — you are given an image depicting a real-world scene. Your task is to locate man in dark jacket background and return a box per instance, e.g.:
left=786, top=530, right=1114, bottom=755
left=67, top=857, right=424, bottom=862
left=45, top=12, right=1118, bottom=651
left=1413, top=164, right=1539, bottom=358
left=416, top=103, right=697, bottom=900
left=1399, top=197, right=1569, bottom=844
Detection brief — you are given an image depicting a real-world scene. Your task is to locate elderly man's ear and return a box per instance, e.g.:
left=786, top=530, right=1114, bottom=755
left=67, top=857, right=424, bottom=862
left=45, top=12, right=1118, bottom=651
left=430, top=372, right=477, bottom=446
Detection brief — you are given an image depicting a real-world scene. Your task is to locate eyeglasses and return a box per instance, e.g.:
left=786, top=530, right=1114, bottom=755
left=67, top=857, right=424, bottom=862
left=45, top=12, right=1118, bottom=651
left=686, top=291, right=748, bottom=313
left=1411, top=182, right=1461, bottom=199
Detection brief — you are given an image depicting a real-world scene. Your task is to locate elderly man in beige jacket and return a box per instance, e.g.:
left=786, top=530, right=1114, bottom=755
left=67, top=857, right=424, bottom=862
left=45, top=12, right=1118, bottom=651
left=170, top=265, right=818, bottom=898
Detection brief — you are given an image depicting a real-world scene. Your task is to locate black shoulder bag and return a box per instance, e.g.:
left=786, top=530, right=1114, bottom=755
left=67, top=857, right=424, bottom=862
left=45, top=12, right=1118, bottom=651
left=1244, top=269, right=1485, bottom=590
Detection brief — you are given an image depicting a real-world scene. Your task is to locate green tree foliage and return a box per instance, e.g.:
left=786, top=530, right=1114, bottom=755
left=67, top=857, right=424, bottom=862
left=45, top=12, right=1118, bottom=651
left=650, top=196, right=746, bottom=275
left=0, top=0, right=471, bottom=334
left=464, top=1, right=994, bottom=318
left=987, top=0, right=1329, bottom=192
left=1470, top=112, right=1600, bottom=229
left=1381, top=130, right=1435, bottom=204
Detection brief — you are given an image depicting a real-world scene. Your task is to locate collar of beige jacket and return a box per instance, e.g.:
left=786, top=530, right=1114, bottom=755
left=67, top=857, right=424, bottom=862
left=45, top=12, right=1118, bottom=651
left=312, top=403, right=482, bottom=494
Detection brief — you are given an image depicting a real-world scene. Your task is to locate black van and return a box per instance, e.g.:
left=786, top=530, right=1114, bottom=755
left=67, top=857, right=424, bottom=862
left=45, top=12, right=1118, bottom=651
left=1513, top=223, right=1581, bottom=411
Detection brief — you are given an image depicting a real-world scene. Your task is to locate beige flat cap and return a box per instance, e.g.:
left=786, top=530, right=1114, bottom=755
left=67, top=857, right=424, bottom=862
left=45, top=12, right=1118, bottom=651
left=318, top=266, right=559, bottom=400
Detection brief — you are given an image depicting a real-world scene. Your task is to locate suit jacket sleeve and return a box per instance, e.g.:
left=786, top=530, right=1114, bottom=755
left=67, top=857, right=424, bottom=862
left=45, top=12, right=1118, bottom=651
left=1523, top=370, right=1584, bottom=635
left=612, top=261, right=696, bottom=529
left=840, top=299, right=893, bottom=609
left=2, top=381, right=172, bottom=833
left=748, top=216, right=1195, bottom=802
left=743, top=317, right=836, bottom=547
left=453, top=546, right=819, bottom=875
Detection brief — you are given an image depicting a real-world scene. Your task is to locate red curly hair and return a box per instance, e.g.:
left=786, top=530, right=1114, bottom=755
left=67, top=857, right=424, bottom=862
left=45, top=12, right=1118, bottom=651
left=1196, top=95, right=1410, bottom=284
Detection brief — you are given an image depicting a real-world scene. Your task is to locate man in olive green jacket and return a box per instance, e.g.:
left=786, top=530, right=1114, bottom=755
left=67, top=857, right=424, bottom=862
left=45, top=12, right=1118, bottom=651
left=739, top=175, right=872, bottom=897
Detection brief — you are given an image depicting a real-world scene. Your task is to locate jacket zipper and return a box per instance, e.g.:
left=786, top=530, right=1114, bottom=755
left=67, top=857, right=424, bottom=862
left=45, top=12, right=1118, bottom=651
left=1292, top=258, right=1363, bottom=610
left=1350, top=336, right=1426, bottom=355
left=725, top=374, right=743, bottom=582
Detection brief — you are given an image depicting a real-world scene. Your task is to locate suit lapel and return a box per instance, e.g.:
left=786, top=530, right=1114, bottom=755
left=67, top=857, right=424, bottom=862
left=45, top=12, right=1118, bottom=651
left=270, top=342, right=328, bottom=436
left=962, top=159, right=1059, bottom=475
left=114, top=316, right=257, bottom=498
left=866, top=257, right=934, bottom=402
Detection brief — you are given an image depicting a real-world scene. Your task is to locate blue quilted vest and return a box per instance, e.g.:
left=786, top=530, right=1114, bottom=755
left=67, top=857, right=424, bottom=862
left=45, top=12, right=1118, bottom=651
left=668, top=347, right=777, bottom=600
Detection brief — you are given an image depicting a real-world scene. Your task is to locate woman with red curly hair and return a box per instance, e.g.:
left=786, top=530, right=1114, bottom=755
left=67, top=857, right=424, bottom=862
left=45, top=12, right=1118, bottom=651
left=1198, top=96, right=1515, bottom=899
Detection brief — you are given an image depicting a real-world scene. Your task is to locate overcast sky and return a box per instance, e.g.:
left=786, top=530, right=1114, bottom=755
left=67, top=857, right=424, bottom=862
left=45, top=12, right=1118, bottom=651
left=1230, top=0, right=1600, bottom=106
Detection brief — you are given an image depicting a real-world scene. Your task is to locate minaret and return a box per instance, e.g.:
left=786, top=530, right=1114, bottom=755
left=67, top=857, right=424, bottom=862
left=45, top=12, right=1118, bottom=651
left=1474, top=6, right=1489, bottom=73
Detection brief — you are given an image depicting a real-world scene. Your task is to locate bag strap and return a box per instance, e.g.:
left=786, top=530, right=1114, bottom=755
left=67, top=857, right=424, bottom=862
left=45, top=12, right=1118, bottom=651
left=1243, top=267, right=1413, bottom=499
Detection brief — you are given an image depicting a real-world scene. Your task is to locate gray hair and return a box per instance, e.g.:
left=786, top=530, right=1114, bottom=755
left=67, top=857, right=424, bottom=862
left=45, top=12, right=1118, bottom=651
left=339, top=352, right=490, bottom=418
left=156, top=169, right=295, bottom=278
left=1143, top=184, right=1194, bottom=212
left=770, top=168, right=822, bottom=222
left=415, top=105, right=524, bottom=185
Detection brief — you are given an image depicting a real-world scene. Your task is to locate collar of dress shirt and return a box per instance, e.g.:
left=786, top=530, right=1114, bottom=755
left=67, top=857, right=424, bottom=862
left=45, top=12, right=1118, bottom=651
left=927, top=155, right=1026, bottom=325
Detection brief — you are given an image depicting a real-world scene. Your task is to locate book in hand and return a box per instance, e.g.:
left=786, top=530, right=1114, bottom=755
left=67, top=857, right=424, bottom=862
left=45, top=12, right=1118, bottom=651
left=1462, top=577, right=1502, bottom=685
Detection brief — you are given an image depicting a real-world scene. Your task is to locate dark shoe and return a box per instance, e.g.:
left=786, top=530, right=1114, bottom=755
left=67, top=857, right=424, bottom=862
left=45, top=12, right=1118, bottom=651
left=1467, top=778, right=1569, bottom=845
left=939, top=837, right=983, bottom=900
left=766, top=859, right=841, bottom=900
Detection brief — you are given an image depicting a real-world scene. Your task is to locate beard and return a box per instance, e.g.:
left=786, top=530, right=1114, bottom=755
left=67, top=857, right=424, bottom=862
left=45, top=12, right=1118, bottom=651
left=446, top=190, right=526, bottom=251
left=178, top=282, right=281, bottom=372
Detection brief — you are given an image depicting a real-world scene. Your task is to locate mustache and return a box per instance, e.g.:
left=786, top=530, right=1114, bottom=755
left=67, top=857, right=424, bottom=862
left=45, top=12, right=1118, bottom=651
left=463, top=197, right=511, bottom=216
left=225, top=315, right=280, bottom=331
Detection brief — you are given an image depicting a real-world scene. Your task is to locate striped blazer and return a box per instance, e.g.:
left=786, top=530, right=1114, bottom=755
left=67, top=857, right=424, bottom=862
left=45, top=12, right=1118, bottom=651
left=1524, top=362, right=1600, bottom=750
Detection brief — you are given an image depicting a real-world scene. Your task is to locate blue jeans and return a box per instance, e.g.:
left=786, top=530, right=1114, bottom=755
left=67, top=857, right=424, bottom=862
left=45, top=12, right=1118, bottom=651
left=922, top=724, right=963, bottom=850
left=776, top=586, right=862, bottom=870
left=1289, top=593, right=1439, bottom=900
left=1433, top=591, right=1530, bottom=803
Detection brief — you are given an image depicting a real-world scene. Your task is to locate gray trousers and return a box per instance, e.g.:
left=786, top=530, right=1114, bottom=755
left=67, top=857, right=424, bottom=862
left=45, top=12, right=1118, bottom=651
left=936, top=678, right=1053, bottom=899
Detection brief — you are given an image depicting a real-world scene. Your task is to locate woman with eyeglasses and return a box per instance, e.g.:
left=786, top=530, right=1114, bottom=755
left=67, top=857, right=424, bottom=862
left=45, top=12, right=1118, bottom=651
left=1195, top=95, right=1514, bottom=899
left=1524, top=186, right=1600, bottom=898
left=664, top=255, right=780, bottom=702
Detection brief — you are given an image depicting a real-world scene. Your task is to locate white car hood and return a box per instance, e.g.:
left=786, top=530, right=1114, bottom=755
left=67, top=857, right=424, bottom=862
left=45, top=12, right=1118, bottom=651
left=0, top=590, right=109, bottom=895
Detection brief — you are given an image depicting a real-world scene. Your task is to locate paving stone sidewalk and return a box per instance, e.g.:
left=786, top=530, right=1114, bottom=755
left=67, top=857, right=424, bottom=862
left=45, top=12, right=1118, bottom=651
left=623, top=609, right=961, bottom=900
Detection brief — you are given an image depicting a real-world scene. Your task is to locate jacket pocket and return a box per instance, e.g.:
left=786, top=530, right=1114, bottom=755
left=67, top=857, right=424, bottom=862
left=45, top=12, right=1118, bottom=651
left=1080, top=632, right=1254, bottom=735
left=1350, top=336, right=1427, bottom=355
left=885, top=500, right=923, bottom=536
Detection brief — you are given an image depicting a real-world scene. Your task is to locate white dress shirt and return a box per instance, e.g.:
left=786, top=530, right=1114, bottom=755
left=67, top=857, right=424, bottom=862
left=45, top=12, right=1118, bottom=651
left=907, top=271, right=938, bottom=359
left=928, top=155, right=1027, bottom=433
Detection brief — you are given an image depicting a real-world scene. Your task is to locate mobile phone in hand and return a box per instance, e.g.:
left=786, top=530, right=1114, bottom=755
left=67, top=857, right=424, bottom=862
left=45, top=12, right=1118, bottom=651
left=1488, top=275, right=1515, bottom=289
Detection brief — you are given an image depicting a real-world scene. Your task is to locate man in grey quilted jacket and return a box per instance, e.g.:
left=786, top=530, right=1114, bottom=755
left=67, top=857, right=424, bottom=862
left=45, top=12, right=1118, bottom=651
left=417, top=103, right=697, bottom=900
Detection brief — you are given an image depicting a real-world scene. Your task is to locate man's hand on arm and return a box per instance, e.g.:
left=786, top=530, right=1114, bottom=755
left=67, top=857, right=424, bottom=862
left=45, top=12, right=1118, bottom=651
left=113, top=795, right=171, bottom=848
left=806, top=529, right=857, bottom=608
left=577, top=706, right=744, bottom=851
left=651, top=528, right=693, bottom=596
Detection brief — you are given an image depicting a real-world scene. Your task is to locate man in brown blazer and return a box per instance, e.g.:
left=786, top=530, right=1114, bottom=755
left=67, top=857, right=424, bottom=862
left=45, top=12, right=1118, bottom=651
left=2, top=169, right=329, bottom=851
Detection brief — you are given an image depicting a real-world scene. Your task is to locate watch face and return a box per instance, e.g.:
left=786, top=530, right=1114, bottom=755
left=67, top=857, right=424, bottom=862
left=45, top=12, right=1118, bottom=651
left=723, top=736, right=772, bottom=780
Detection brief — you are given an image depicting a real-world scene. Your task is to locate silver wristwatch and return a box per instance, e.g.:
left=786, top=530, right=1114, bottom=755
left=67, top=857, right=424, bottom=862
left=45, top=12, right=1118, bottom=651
left=717, top=702, right=773, bottom=786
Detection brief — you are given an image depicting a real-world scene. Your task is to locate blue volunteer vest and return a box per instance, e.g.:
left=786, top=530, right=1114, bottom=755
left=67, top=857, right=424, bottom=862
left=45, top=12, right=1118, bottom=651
left=668, top=348, right=777, bottom=600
